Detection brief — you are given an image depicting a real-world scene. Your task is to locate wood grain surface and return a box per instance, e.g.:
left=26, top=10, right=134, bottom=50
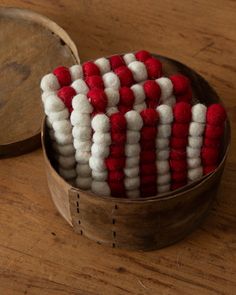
left=0, top=0, right=235, bottom=294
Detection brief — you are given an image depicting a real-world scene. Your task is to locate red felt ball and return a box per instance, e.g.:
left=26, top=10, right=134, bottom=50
left=203, top=165, right=217, bottom=175
left=201, top=147, right=219, bottom=166
left=170, top=74, right=190, bottom=95
left=110, top=113, right=127, bottom=131
left=145, top=57, right=162, bottom=79
left=170, top=137, right=188, bottom=149
left=140, top=164, right=156, bottom=175
left=169, top=159, right=187, bottom=172
left=88, top=88, right=107, bottom=112
left=109, top=55, right=125, bottom=70
left=109, top=181, right=126, bottom=197
left=170, top=149, right=186, bottom=160
left=114, top=66, right=134, bottom=87
left=172, top=123, right=189, bottom=138
left=141, top=175, right=156, bottom=185
left=172, top=171, right=187, bottom=182
left=108, top=170, right=125, bottom=182
left=205, top=124, right=224, bottom=139
left=85, top=75, right=104, bottom=89
left=140, top=151, right=156, bottom=163
left=177, top=86, right=192, bottom=103
left=57, top=86, right=76, bottom=112
left=135, top=50, right=151, bottom=62
left=140, top=108, right=159, bottom=126
left=140, top=139, right=156, bottom=150
left=118, top=105, right=132, bottom=114
left=53, top=66, right=71, bottom=87
left=82, top=61, right=100, bottom=77
left=143, top=80, right=161, bottom=108
left=206, top=104, right=227, bottom=126
left=140, top=126, right=157, bottom=140
left=111, top=131, right=126, bottom=144
left=119, top=87, right=135, bottom=107
left=203, top=138, right=221, bottom=148
left=173, top=102, right=192, bottom=123
left=141, top=186, right=157, bottom=198
left=105, top=157, right=126, bottom=171
left=110, top=145, right=125, bottom=158
left=171, top=181, right=187, bottom=191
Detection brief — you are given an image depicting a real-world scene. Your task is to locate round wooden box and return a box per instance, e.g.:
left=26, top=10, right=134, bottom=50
left=41, top=55, right=230, bottom=251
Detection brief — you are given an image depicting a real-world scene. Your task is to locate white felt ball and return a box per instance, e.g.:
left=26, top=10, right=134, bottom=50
left=125, top=110, right=143, bottom=131
left=188, top=166, right=203, bottom=181
left=102, top=72, right=120, bottom=90
left=91, top=143, right=109, bottom=158
left=91, top=181, right=111, bottom=196
left=157, top=124, right=171, bottom=138
left=72, top=126, right=92, bottom=141
left=40, top=73, right=60, bottom=92
left=92, top=170, right=108, bottom=181
left=53, top=120, right=72, bottom=134
left=126, top=130, right=140, bottom=144
left=46, top=117, right=53, bottom=129
left=94, top=57, right=111, bottom=75
left=106, top=107, right=119, bottom=116
left=128, top=61, right=148, bottom=82
left=89, top=156, right=106, bottom=172
left=92, top=132, right=111, bottom=146
left=158, top=184, right=170, bottom=193
left=72, top=94, right=93, bottom=113
left=58, top=167, right=76, bottom=179
left=187, top=147, right=201, bottom=158
left=133, top=102, right=147, bottom=112
left=187, top=157, right=201, bottom=169
left=156, top=160, right=169, bottom=174
left=156, top=149, right=170, bottom=160
left=69, top=65, right=83, bottom=81
left=188, top=136, right=203, bottom=149
left=189, top=122, right=205, bottom=137
left=75, top=151, right=90, bottom=164
left=124, top=177, right=140, bottom=190
left=71, top=79, right=89, bottom=94
left=44, top=94, right=65, bottom=113
left=104, top=88, right=120, bottom=107
left=41, top=91, right=55, bottom=104
left=191, top=103, right=207, bottom=123
left=73, top=140, right=92, bottom=152
left=75, top=176, right=92, bottom=190
left=156, top=77, right=173, bottom=101
left=124, top=167, right=139, bottom=178
left=125, top=144, right=140, bottom=157
left=125, top=156, right=140, bottom=168
left=53, top=143, right=75, bottom=156
left=156, top=105, right=173, bottom=124
left=91, top=114, right=110, bottom=133
left=165, top=95, right=176, bottom=106
left=49, top=109, right=69, bottom=123
left=54, top=132, right=73, bottom=145
left=123, top=53, right=136, bottom=65
left=126, top=190, right=140, bottom=198
left=70, top=112, right=91, bottom=126
left=131, top=84, right=145, bottom=104
left=155, top=138, right=169, bottom=149
left=157, top=173, right=171, bottom=185
left=58, top=155, right=76, bottom=169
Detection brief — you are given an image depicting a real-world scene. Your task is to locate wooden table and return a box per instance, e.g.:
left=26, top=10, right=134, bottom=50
left=0, top=1, right=235, bottom=294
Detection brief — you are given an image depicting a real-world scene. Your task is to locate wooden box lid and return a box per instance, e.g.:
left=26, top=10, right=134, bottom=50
left=0, top=7, right=79, bottom=157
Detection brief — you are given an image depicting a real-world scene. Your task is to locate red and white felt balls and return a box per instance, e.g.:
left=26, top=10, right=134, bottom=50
left=41, top=50, right=227, bottom=198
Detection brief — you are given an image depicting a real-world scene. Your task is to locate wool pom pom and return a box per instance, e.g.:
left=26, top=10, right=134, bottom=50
left=123, top=53, right=136, bottom=65
left=158, top=184, right=170, bottom=193
left=172, top=123, right=189, bottom=138
left=203, top=165, right=217, bottom=175
left=110, top=113, right=126, bottom=131
left=92, top=170, right=108, bottom=181
left=170, top=159, right=187, bottom=172
left=104, top=88, right=120, bottom=107
left=130, top=84, right=145, bottom=104
left=48, top=109, right=69, bottom=123
left=205, top=125, right=224, bottom=139
left=170, top=137, right=188, bottom=149
left=165, top=95, right=176, bottom=107
left=109, top=55, right=125, bottom=70
left=74, top=139, right=91, bottom=151
left=140, top=175, right=156, bottom=185
left=91, top=114, right=109, bottom=132
left=103, top=72, right=120, bottom=90
left=187, top=147, right=201, bottom=158
left=157, top=173, right=171, bottom=185
left=89, top=156, right=106, bottom=171
left=187, top=157, right=201, bottom=169
left=108, top=171, right=125, bottom=182
left=57, top=86, right=76, bottom=112
left=156, top=105, right=173, bottom=124
left=189, top=122, right=205, bottom=137
left=170, top=149, right=186, bottom=160
left=188, top=167, right=203, bottom=181
left=125, top=156, right=139, bottom=168
left=69, top=65, right=83, bottom=81
left=172, top=171, right=187, bottom=182
left=93, top=132, right=111, bottom=145
left=72, top=126, right=91, bottom=141
left=85, top=75, right=104, bottom=89
left=124, top=177, right=140, bottom=190
left=141, top=185, right=157, bottom=197
left=177, top=86, right=192, bottom=103
left=91, top=143, right=109, bottom=158
left=58, top=167, right=76, bottom=179
left=53, top=120, right=72, bottom=133
left=118, top=105, right=132, bottom=114
left=71, top=79, right=89, bottom=95
left=83, top=61, right=100, bottom=77
left=54, top=143, right=75, bottom=156
left=155, top=138, right=169, bottom=149
left=140, top=164, right=156, bottom=175
left=72, top=94, right=93, bottom=113
left=133, top=102, right=147, bottom=112
left=156, top=150, right=170, bottom=160
left=53, top=66, right=71, bottom=86
left=126, top=190, right=140, bottom=198
left=156, top=77, right=173, bottom=101
left=145, top=57, right=162, bottom=79
left=156, top=160, right=169, bottom=174
left=171, top=181, right=186, bottom=190
left=91, top=181, right=111, bottom=196
left=170, top=74, right=190, bottom=94
left=88, top=89, right=108, bottom=112
left=125, top=144, right=140, bottom=157
left=201, top=147, right=219, bottom=165
left=203, top=138, right=221, bottom=148
left=191, top=103, right=207, bottom=123
left=143, top=80, right=161, bottom=107
left=188, top=136, right=203, bottom=149
left=125, top=110, right=143, bottom=131
left=109, top=182, right=126, bottom=196
left=124, top=167, right=139, bottom=178
left=40, top=73, right=60, bottom=92
left=140, top=151, right=156, bottom=162
left=173, top=102, right=192, bottom=123
left=157, top=124, right=171, bottom=138
left=75, top=176, right=92, bottom=190
left=106, top=107, right=119, bottom=116
left=206, top=104, right=227, bottom=126
left=128, top=61, right=148, bottom=82
left=140, top=109, right=159, bottom=126
left=135, top=50, right=151, bottom=62
left=54, top=132, right=73, bottom=145
left=141, top=126, right=157, bottom=140
left=110, top=145, right=125, bottom=158
left=105, top=157, right=126, bottom=171
left=114, top=66, right=134, bottom=87
left=94, top=57, right=111, bottom=75
left=57, top=155, right=76, bottom=169
left=70, top=112, right=91, bottom=126
left=75, top=150, right=90, bottom=164
left=141, top=141, right=156, bottom=151
left=126, top=130, right=140, bottom=144
left=119, top=87, right=135, bottom=107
